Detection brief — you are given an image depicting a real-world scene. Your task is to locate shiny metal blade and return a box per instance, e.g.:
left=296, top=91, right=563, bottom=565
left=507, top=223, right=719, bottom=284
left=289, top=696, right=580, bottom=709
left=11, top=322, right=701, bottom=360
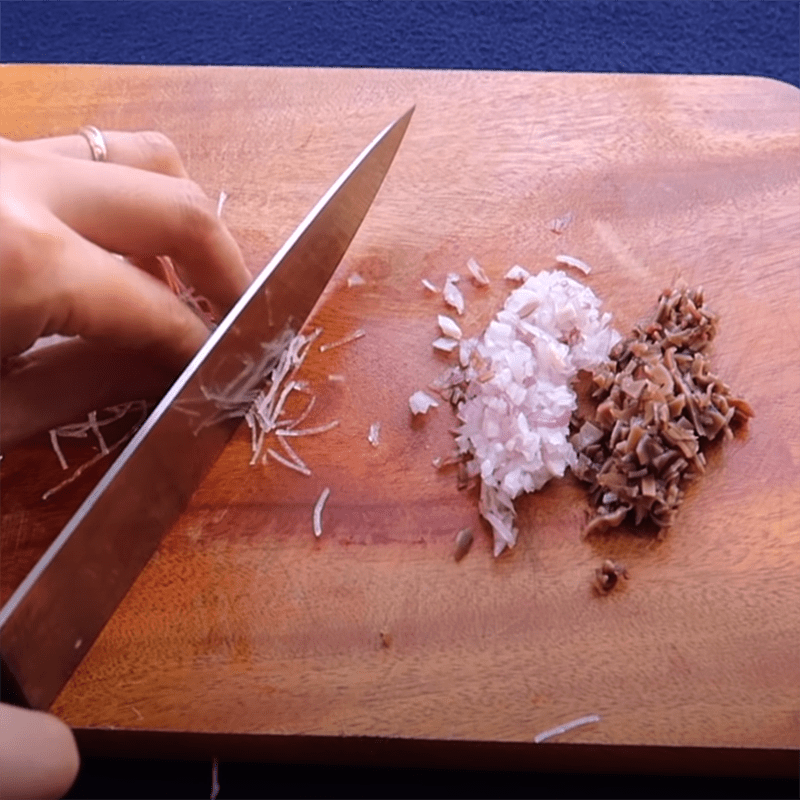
left=0, top=107, right=414, bottom=709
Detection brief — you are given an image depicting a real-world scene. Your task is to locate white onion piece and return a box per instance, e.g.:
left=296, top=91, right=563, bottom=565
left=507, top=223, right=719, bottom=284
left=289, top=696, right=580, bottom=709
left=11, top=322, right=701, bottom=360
left=555, top=254, right=592, bottom=275
left=443, top=274, right=465, bottom=315
left=432, top=337, right=459, bottom=353
left=438, top=314, right=462, bottom=340
left=504, top=265, right=531, bottom=283
left=421, top=278, right=439, bottom=293
left=409, top=390, right=439, bottom=415
left=447, top=270, right=619, bottom=556
left=368, top=421, right=381, bottom=447
left=466, top=257, right=490, bottom=286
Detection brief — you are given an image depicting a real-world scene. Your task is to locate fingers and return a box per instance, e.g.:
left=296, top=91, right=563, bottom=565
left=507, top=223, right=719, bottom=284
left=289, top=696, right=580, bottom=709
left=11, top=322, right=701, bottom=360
left=40, top=156, right=250, bottom=317
left=15, top=132, right=250, bottom=317
left=43, top=214, right=212, bottom=370
left=1, top=339, right=174, bottom=449
left=20, top=130, right=189, bottom=177
left=0, top=703, right=79, bottom=800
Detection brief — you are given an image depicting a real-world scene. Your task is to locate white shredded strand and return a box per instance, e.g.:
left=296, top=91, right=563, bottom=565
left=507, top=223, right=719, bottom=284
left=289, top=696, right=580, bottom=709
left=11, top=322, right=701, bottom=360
left=186, top=324, right=341, bottom=478
left=313, top=487, right=331, bottom=537
left=266, top=447, right=312, bottom=476
left=159, top=254, right=216, bottom=328
left=245, top=410, right=259, bottom=455
left=53, top=401, right=134, bottom=437
left=49, top=429, right=69, bottom=471
left=43, top=402, right=148, bottom=500
left=87, top=411, right=109, bottom=455
left=421, top=278, right=439, bottom=293
left=271, top=380, right=301, bottom=423
left=210, top=757, right=220, bottom=800
left=275, top=434, right=311, bottom=473
left=276, top=419, right=340, bottom=437
left=319, top=329, right=366, bottom=353
left=327, top=373, right=346, bottom=383
left=281, top=394, right=317, bottom=430
left=534, top=715, right=601, bottom=743
left=216, top=191, right=228, bottom=218
left=249, top=428, right=267, bottom=466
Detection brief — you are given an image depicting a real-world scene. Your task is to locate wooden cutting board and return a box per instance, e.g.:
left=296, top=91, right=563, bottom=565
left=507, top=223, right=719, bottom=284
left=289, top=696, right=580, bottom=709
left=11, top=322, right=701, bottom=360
left=1, top=65, right=798, bottom=772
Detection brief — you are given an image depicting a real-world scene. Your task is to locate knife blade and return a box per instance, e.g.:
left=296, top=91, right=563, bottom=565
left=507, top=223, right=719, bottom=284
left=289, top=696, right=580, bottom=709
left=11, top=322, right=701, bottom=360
left=0, top=106, right=414, bottom=710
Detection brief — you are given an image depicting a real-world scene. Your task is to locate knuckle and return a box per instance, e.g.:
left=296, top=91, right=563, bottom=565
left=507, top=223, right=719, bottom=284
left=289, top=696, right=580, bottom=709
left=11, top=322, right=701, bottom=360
left=0, top=204, right=55, bottom=284
left=174, top=181, right=222, bottom=249
left=135, top=131, right=185, bottom=176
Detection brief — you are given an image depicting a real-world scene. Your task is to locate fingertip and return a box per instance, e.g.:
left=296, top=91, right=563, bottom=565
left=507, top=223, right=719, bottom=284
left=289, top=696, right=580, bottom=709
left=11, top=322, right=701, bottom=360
left=0, top=704, right=80, bottom=799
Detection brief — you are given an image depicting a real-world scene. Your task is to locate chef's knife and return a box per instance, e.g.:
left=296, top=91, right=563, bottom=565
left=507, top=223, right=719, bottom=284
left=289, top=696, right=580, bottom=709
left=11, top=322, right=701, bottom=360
left=0, top=106, right=414, bottom=710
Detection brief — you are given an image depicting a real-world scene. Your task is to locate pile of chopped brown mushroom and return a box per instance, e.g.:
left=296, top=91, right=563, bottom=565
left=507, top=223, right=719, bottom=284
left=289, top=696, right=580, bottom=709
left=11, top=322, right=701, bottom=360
left=571, top=284, right=754, bottom=536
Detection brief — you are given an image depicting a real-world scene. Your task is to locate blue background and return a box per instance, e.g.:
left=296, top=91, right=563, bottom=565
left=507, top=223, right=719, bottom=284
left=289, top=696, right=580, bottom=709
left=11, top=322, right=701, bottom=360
left=1, top=1, right=798, bottom=88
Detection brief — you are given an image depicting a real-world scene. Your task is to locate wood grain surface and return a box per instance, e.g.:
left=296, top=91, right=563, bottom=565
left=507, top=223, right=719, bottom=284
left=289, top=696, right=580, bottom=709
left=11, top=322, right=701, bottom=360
left=1, top=66, right=798, bottom=766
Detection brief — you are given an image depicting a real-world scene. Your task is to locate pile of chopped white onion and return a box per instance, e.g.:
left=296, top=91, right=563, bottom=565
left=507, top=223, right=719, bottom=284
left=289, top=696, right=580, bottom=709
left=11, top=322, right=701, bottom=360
left=418, top=267, right=620, bottom=557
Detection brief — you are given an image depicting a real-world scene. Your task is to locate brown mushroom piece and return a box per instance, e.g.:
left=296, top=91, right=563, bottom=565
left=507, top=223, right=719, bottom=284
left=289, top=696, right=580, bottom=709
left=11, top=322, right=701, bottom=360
left=571, top=284, right=753, bottom=538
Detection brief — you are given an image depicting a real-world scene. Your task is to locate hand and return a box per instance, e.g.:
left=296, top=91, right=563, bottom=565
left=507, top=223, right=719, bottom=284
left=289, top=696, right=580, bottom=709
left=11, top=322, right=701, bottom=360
left=0, top=131, right=251, bottom=447
left=0, top=702, right=80, bottom=799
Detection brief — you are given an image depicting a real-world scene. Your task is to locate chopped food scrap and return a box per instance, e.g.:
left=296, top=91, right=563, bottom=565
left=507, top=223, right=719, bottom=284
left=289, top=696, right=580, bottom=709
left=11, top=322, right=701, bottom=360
left=534, top=714, right=601, bottom=743
left=504, top=265, right=531, bottom=283
left=313, top=487, right=331, bottom=537
left=347, top=273, right=366, bottom=287
left=421, top=278, right=439, bottom=293
left=443, top=273, right=465, bottom=315
left=466, top=257, right=491, bottom=287
left=433, top=337, right=459, bottom=353
left=43, top=401, right=150, bottom=500
left=368, top=421, right=381, bottom=447
left=215, top=190, right=228, bottom=218
left=571, top=284, right=753, bottom=536
left=434, top=270, right=620, bottom=556
left=453, top=527, right=474, bottom=562
left=409, top=390, right=439, bottom=415
left=319, top=328, right=366, bottom=353
left=548, top=211, right=573, bottom=234
left=556, top=254, right=592, bottom=275
left=593, top=559, right=629, bottom=594
left=438, top=314, right=463, bottom=340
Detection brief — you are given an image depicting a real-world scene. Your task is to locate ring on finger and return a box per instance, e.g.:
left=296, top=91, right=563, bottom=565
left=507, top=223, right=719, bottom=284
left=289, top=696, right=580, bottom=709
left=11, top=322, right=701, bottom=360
left=78, top=125, right=109, bottom=162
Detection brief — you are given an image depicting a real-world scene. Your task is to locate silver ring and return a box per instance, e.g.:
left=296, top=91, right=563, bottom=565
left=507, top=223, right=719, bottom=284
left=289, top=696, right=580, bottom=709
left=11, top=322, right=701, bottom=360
left=78, top=125, right=108, bottom=162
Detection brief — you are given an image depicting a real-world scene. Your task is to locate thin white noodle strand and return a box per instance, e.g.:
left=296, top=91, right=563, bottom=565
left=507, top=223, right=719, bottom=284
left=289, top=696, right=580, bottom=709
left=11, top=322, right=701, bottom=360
left=313, top=487, right=331, bottom=537
left=266, top=448, right=312, bottom=476
left=534, top=715, right=601, bottom=743
left=275, top=433, right=310, bottom=473
left=49, top=430, right=69, bottom=470
left=319, top=329, right=365, bottom=353
left=276, top=419, right=339, bottom=437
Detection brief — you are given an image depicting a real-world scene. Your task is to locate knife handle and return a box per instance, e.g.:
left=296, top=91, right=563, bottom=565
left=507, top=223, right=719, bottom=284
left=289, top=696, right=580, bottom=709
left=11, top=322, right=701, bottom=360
left=1, top=656, right=31, bottom=708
